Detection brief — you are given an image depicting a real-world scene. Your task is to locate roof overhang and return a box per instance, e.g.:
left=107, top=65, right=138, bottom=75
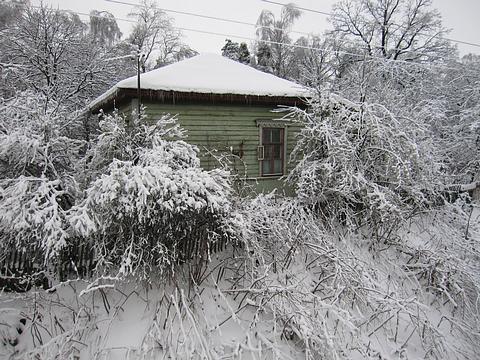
left=89, top=87, right=310, bottom=113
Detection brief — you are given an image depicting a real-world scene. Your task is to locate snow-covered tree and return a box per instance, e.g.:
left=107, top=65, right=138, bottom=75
left=302, top=0, right=477, bottom=195
left=238, top=42, right=250, bottom=64
left=330, top=0, right=453, bottom=62
left=221, top=39, right=250, bottom=64
left=255, top=3, right=301, bottom=78
left=89, top=10, right=122, bottom=47
left=255, top=42, right=272, bottom=71
left=0, top=94, right=234, bottom=280
left=221, top=39, right=240, bottom=61
left=425, top=56, right=480, bottom=185
left=128, top=0, right=196, bottom=71
left=0, top=0, right=26, bottom=30
left=0, top=5, right=134, bottom=110
left=0, top=93, right=84, bottom=260
left=290, top=35, right=338, bottom=88
left=287, top=91, right=442, bottom=233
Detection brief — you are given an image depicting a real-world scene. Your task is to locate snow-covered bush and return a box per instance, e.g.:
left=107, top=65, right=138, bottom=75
left=227, top=195, right=480, bottom=359
left=431, top=59, right=480, bottom=185
left=0, top=178, right=70, bottom=259
left=83, top=109, right=190, bottom=177
left=1, top=97, right=233, bottom=282
left=69, top=110, right=234, bottom=281
left=0, top=93, right=83, bottom=261
left=287, top=93, right=442, bottom=235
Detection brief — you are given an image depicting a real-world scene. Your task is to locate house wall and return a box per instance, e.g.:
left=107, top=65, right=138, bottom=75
left=142, top=101, right=302, bottom=195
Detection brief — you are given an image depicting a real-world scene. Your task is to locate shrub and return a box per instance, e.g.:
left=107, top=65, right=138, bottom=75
left=287, top=93, right=442, bottom=235
left=69, top=110, right=234, bottom=281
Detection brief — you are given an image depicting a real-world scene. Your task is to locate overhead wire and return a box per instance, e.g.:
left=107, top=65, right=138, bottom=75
left=18, top=0, right=480, bottom=52
left=261, top=0, right=334, bottom=16
left=19, top=2, right=475, bottom=72
left=104, top=0, right=314, bottom=37
left=260, top=0, right=480, bottom=49
left=99, top=0, right=468, bottom=71
left=108, top=0, right=480, bottom=51
left=27, top=0, right=480, bottom=55
left=100, top=0, right=478, bottom=68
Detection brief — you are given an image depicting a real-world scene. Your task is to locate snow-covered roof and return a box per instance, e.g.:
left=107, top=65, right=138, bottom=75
left=89, top=53, right=311, bottom=110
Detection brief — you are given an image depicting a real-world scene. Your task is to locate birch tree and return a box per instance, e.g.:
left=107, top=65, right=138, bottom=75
left=255, top=3, right=301, bottom=78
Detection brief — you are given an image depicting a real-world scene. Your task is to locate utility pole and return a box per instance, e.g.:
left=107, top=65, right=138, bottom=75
left=136, top=49, right=143, bottom=121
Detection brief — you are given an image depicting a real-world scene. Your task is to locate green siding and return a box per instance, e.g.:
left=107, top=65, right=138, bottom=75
left=141, top=101, right=301, bottom=194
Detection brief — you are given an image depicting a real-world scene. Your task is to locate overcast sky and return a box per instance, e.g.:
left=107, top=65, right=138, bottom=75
left=31, top=0, right=480, bottom=56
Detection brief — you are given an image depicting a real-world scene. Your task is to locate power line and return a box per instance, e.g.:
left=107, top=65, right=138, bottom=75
left=16, top=0, right=480, bottom=51
left=175, top=28, right=464, bottom=72
left=444, top=38, right=480, bottom=48
left=260, top=0, right=480, bottom=49
left=104, top=0, right=480, bottom=61
left=99, top=0, right=466, bottom=69
left=105, top=0, right=253, bottom=26
left=21, top=3, right=472, bottom=72
left=102, top=0, right=480, bottom=57
left=27, top=4, right=136, bottom=23
left=261, top=0, right=333, bottom=16
left=104, top=0, right=314, bottom=37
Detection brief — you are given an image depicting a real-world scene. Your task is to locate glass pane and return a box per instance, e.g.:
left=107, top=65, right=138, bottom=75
left=274, top=159, right=282, bottom=173
left=273, top=145, right=282, bottom=159
left=271, top=128, right=281, bottom=143
left=264, top=145, right=272, bottom=158
left=263, top=160, right=271, bottom=175
left=263, top=128, right=271, bottom=143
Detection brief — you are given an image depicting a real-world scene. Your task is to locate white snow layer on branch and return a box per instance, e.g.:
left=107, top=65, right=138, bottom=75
left=0, top=177, right=69, bottom=257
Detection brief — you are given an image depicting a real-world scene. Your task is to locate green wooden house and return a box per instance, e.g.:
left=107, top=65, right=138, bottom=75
left=88, top=53, right=310, bottom=194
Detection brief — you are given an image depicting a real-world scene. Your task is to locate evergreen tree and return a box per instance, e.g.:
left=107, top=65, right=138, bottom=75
left=221, top=39, right=240, bottom=61
left=238, top=42, right=250, bottom=64
left=255, top=42, right=272, bottom=69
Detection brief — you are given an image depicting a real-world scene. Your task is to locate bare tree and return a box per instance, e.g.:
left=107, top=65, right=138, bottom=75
left=330, top=0, right=453, bottom=62
left=255, top=3, right=301, bottom=78
left=128, top=0, right=195, bottom=71
left=0, top=5, right=136, bottom=110
left=290, top=35, right=339, bottom=88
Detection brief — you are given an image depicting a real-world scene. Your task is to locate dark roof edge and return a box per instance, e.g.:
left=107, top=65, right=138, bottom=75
left=90, top=88, right=309, bottom=113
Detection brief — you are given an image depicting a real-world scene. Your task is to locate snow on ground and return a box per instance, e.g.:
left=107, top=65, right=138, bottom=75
left=0, top=204, right=479, bottom=359
left=0, top=255, right=305, bottom=359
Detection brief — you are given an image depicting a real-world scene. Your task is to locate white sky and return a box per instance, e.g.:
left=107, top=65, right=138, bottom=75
left=31, top=0, right=480, bottom=56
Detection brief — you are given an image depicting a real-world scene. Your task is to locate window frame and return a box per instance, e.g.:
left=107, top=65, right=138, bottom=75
left=256, top=119, right=291, bottom=178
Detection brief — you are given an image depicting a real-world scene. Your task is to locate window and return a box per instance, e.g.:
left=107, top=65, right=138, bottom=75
left=260, top=127, right=285, bottom=176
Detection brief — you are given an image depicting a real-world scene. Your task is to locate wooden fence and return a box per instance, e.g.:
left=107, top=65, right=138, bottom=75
left=0, top=243, right=96, bottom=291
left=0, top=233, right=229, bottom=291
